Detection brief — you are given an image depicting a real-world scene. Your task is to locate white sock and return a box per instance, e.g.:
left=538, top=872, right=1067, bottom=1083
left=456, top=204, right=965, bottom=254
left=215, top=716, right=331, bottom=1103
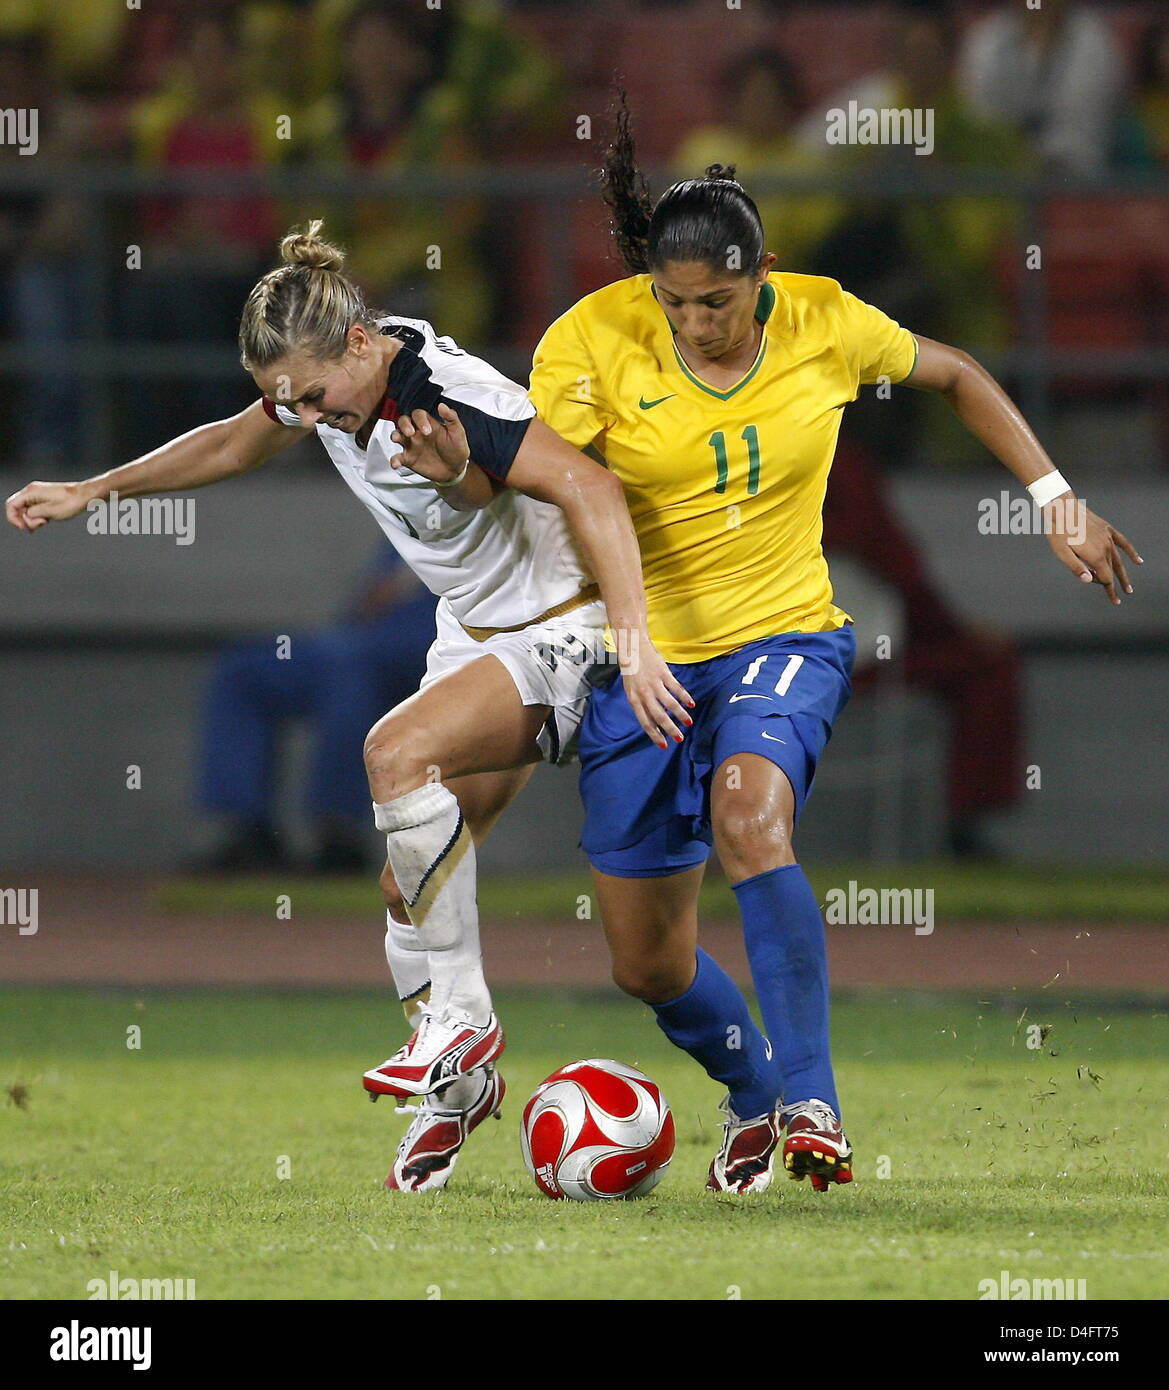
left=373, top=784, right=492, bottom=1026
left=384, top=910, right=430, bottom=1032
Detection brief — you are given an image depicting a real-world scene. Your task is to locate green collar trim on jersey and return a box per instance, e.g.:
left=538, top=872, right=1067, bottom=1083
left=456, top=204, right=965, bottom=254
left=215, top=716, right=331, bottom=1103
left=672, top=333, right=768, bottom=400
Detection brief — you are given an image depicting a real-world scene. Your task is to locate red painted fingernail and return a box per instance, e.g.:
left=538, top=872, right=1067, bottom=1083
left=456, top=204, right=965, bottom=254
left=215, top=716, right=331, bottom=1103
left=658, top=742, right=667, bottom=750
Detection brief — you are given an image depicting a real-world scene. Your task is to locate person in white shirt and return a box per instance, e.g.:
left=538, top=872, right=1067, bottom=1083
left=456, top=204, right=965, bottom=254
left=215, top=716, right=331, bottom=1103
left=5, top=221, right=693, bottom=1192
left=957, top=0, right=1124, bottom=175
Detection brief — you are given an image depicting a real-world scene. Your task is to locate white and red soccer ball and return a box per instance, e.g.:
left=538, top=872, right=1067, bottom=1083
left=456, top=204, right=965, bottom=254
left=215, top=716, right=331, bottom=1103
left=520, top=1059, right=675, bottom=1201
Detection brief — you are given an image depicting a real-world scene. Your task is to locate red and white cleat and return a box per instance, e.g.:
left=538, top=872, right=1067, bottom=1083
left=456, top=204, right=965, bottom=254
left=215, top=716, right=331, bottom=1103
left=705, top=1096, right=782, bottom=1194
left=363, top=1010, right=505, bottom=1100
left=385, top=1067, right=505, bottom=1193
left=780, top=1098, right=853, bottom=1192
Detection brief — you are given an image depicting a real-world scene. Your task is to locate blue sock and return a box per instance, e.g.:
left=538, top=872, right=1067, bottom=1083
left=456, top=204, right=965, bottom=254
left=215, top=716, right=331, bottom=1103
left=733, top=864, right=840, bottom=1116
left=651, top=948, right=780, bottom=1119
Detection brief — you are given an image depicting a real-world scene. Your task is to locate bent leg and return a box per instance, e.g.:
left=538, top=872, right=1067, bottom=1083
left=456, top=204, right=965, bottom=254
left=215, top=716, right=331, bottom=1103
left=712, top=751, right=839, bottom=1115
left=593, top=864, right=780, bottom=1119
left=379, top=765, right=536, bottom=918
left=367, top=656, right=546, bottom=1027
left=364, top=654, right=547, bottom=801
left=380, top=765, right=536, bottom=1026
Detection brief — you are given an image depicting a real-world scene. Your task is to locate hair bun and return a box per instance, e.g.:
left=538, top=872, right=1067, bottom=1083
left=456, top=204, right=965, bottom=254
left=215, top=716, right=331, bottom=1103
left=703, top=163, right=740, bottom=184
left=279, top=218, right=346, bottom=272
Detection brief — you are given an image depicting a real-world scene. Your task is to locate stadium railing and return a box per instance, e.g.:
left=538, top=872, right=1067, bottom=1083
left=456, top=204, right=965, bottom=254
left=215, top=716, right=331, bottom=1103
left=2, top=163, right=1169, bottom=468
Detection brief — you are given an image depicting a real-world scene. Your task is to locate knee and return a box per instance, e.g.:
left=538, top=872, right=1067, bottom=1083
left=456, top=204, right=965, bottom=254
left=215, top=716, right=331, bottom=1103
left=363, top=716, right=425, bottom=796
left=716, top=804, right=795, bottom=869
left=611, top=957, right=692, bottom=1005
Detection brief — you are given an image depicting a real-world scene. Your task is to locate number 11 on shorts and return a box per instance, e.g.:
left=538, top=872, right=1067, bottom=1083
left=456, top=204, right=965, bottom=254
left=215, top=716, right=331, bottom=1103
left=741, top=653, right=803, bottom=695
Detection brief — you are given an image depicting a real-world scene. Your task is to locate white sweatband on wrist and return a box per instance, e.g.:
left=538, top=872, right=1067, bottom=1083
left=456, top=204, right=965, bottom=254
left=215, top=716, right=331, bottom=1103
left=433, top=457, right=470, bottom=489
left=1027, top=471, right=1072, bottom=507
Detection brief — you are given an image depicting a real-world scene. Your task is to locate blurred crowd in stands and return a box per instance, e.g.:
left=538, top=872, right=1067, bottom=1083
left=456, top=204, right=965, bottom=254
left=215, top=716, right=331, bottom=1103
left=2, top=0, right=1168, bottom=471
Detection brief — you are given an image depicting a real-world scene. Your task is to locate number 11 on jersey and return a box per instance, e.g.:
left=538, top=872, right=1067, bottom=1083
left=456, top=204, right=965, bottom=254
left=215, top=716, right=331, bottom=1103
left=710, top=425, right=761, bottom=498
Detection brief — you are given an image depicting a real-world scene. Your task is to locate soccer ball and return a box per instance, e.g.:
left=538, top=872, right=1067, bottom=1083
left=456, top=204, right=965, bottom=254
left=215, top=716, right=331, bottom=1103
left=520, top=1059, right=675, bottom=1201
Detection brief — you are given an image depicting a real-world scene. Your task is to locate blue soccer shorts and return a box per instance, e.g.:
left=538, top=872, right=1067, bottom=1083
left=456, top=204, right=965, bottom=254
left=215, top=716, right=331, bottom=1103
left=578, top=626, right=856, bottom=878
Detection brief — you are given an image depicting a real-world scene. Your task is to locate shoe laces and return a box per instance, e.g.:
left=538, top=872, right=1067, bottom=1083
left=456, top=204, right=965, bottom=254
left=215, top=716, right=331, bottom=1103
left=717, top=1094, right=775, bottom=1132
left=414, top=1010, right=467, bottom=1053
left=392, top=1094, right=453, bottom=1121
left=779, top=1098, right=839, bottom=1131
left=395, top=1068, right=493, bottom=1119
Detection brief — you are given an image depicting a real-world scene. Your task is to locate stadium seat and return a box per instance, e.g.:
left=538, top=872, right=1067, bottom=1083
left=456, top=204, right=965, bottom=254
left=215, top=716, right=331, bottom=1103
left=996, top=196, right=1169, bottom=405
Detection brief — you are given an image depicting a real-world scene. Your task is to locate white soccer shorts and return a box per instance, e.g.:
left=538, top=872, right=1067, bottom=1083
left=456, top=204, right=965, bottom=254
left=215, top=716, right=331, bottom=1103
left=420, top=598, right=611, bottom=764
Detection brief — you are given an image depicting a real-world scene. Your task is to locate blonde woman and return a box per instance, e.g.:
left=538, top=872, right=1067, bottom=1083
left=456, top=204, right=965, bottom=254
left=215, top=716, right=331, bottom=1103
left=6, top=222, right=691, bottom=1192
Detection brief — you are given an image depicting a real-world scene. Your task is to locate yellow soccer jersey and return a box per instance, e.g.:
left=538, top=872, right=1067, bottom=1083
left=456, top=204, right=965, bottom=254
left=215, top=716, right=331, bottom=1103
left=528, top=272, right=919, bottom=663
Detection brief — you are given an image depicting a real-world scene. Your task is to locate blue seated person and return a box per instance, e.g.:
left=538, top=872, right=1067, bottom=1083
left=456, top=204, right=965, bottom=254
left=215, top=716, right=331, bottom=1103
left=194, top=538, right=436, bottom=872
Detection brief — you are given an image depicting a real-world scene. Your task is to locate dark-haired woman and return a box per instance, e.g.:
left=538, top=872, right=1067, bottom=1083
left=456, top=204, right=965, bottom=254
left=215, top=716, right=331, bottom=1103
left=527, top=129, right=1140, bottom=1194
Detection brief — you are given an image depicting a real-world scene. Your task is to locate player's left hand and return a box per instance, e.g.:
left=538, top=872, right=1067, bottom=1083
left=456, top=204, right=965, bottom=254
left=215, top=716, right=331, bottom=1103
left=391, top=403, right=470, bottom=485
left=1044, top=499, right=1142, bottom=606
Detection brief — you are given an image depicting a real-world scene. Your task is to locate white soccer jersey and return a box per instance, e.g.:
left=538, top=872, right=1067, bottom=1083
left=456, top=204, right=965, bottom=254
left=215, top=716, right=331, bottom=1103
left=261, top=316, right=591, bottom=629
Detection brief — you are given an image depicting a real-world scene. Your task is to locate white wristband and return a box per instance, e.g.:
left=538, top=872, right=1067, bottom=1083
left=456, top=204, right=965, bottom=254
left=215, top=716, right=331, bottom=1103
left=433, top=457, right=470, bottom=489
left=1027, top=471, right=1072, bottom=508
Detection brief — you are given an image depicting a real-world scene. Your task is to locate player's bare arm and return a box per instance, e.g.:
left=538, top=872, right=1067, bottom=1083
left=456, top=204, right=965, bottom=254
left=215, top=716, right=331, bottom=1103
left=905, top=335, right=1143, bottom=606
left=388, top=402, right=694, bottom=746
left=506, top=416, right=695, bottom=749
left=390, top=403, right=498, bottom=511
left=5, top=400, right=305, bottom=534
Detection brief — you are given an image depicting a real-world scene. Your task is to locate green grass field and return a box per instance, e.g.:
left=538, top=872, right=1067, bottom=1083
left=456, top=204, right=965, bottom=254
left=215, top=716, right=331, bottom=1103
left=2, top=988, right=1166, bottom=1301
left=157, top=861, right=1169, bottom=921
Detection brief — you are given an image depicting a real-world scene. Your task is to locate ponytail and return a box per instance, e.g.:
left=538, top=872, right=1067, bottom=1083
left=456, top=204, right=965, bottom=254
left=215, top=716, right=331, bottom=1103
left=600, top=91, right=655, bottom=275
left=599, top=98, right=766, bottom=279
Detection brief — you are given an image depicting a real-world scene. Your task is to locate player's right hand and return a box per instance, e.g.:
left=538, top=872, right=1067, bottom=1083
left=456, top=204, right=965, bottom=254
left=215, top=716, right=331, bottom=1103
left=391, top=404, right=471, bottom=485
left=5, top=480, right=92, bottom=532
left=621, top=637, right=695, bottom=750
